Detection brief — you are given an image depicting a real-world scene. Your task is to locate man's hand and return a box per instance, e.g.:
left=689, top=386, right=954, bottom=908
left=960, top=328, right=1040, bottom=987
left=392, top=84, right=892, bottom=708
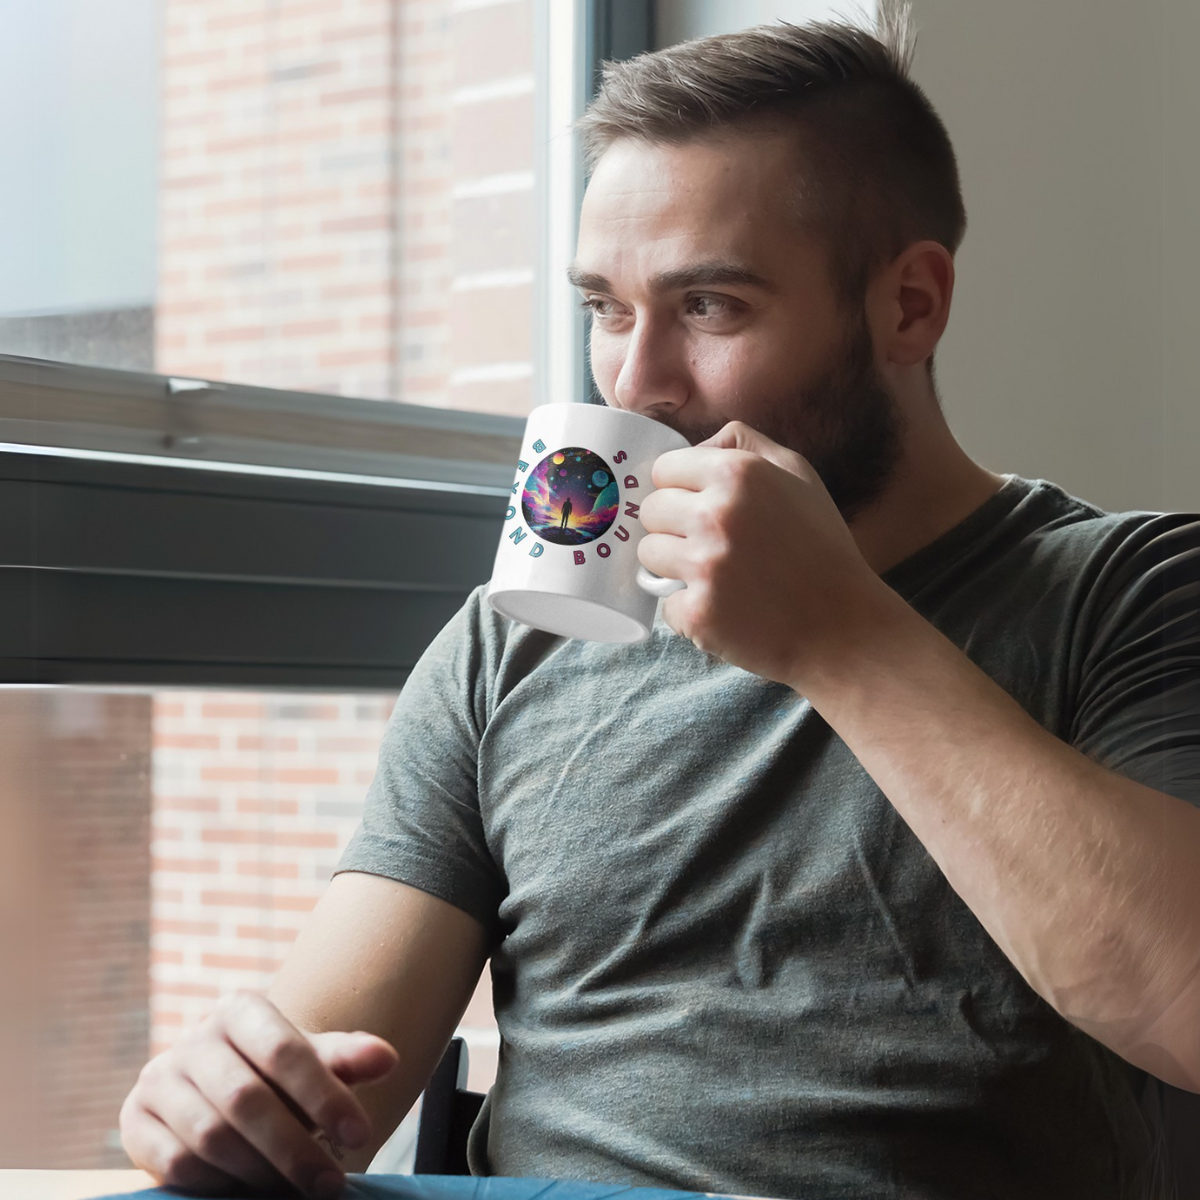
left=119, top=990, right=398, bottom=1199
left=638, top=420, right=884, bottom=686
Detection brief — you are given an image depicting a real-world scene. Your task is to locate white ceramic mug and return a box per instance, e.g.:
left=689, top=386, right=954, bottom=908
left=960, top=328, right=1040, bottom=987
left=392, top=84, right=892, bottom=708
left=485, top=402, right=690, bottom=642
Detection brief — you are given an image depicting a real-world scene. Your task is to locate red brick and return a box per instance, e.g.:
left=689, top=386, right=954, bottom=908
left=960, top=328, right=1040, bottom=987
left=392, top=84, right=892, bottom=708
left=236, top=798, right=300, bottom=815
left=203, top=134, right=269, bottom=156
left=200, top=891, right=318, bottom=912
left=156, top=795, right=221, bottom=813
left=152, top=918, right=221, bottom=937
left=154, top=732, right=221, bottom=750
left=153, top=856, right=222, bottom=873
left=206, top=9, right=269, bottom=34
left=200, top=952, right=285, bottom=972
left=206, top=71, right=271, bottom=94
left=279, top=766, right=342, bottom=784
left=164, top=47, right=225, bottom=70
left=155, top=980, right=221, bottom=999
left=201, top=700, right=262, bottom=720
left=201, top=829, right=339, bottom=848
left=236, top=924, right=302, bottom=942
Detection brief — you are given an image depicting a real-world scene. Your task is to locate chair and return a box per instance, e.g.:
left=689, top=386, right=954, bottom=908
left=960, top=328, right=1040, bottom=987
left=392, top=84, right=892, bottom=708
left=414, top=1037, right=486, bottom=1175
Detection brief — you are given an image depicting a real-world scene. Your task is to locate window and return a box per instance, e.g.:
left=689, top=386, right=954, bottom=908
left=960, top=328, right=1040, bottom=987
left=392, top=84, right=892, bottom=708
left=0, top=0, right=653, bottom=1175
left=0, top=685, right=497, bottom=1171
left=0, top=0, right=545, bottom=419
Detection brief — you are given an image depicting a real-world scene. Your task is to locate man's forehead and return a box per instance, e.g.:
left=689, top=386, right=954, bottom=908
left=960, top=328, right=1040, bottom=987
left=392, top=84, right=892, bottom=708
left=575, top=137, right=819, bottom=288
left=582, top=135, right=791, bottom=220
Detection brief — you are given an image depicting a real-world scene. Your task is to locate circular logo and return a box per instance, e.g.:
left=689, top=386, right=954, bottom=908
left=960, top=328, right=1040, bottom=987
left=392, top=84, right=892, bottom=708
left=521, top=446, right=618, bottom=546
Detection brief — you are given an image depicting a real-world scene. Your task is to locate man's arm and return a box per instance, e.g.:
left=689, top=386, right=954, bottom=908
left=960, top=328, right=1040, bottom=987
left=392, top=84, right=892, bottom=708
left=792, top=580, right=1200, bottom=1093
left=267, top=869, right=491, bottom=1172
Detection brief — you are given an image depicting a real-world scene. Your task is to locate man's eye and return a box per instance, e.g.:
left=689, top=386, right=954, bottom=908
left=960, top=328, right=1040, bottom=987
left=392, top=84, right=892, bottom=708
left=686, top=294, right=728, bottom=318
left=580, top=296, right=620, bottom=318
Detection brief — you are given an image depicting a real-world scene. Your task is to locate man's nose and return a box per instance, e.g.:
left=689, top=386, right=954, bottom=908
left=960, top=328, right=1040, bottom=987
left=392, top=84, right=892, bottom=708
left=611, top=317, right=688, bottom=419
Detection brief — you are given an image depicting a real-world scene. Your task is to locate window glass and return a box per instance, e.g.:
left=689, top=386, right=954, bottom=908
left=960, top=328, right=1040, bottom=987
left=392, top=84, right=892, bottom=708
left=0, top=0, right=541, bottom=420
left=0, top=686, right=497, bottom=1171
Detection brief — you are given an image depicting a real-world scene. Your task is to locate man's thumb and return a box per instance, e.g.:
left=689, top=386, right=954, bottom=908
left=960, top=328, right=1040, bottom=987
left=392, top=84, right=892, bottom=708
left=309, top=1030, right=399, bottom=1085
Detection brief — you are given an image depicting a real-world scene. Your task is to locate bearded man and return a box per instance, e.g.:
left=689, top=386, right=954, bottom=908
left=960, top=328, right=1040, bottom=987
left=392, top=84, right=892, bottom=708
left=121, top=9, right=1199, bottom=1200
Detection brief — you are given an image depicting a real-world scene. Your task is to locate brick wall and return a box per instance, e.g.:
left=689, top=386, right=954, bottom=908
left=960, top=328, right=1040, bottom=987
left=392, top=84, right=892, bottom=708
left=157, top=0, right=537, bottom=416
left=0, top=691, right=152, bottom=1169
left=148, top=692, right=396, bottom=1051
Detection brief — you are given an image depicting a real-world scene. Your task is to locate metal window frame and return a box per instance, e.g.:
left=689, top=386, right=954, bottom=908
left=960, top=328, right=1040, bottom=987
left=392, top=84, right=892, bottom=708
left=0, top=0, right=655, bottom=691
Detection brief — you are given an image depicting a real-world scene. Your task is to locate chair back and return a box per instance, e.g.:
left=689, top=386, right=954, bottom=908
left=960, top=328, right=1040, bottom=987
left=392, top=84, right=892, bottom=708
left=414, top=1036, right=486, bottom=1175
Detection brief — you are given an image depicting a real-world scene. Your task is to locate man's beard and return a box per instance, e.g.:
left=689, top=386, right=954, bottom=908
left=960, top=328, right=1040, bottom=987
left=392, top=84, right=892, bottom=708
left=656, top=309, right=906, bottom=523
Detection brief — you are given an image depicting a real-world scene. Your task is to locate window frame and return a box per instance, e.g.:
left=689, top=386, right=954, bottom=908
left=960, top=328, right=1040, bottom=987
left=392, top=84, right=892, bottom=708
left=0, top=0, right=656, bottom=690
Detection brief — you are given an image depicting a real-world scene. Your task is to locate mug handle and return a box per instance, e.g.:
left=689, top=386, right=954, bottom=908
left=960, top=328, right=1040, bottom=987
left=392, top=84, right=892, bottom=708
left=635, top=565, right=687, bottom=598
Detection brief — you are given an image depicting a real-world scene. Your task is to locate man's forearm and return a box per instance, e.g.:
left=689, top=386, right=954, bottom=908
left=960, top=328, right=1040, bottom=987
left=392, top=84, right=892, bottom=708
left=789, top=578, right=1200, bottom=1091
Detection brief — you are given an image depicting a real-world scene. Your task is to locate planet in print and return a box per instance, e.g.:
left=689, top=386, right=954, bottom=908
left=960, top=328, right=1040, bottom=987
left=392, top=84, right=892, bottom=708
left=521, top=446, right=618, bottom=546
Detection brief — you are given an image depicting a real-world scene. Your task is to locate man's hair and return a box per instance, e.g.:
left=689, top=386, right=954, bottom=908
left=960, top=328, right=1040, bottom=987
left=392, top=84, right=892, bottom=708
left=577, top=2, right=966, bottom=325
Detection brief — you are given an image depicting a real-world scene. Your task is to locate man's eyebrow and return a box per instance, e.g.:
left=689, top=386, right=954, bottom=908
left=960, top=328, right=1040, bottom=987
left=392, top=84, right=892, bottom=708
left=565, top=261, right=777, bottom=294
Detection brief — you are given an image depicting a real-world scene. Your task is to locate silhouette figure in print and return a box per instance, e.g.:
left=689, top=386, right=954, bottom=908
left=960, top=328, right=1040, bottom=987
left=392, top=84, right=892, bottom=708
left=521, top=446, right=617, bottom=546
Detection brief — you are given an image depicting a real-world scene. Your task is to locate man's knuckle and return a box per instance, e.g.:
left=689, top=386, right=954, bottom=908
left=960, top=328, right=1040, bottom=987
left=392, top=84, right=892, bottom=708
left=220, top=1074, right=265, bottom=1121
left=192, top=1113, right=232, bottom=1159
left=160, top=1147, right=199, bottom=1187
left=261, top=1034, right=305, bottom=1078
left=218, top=988, right=259, bottom=1020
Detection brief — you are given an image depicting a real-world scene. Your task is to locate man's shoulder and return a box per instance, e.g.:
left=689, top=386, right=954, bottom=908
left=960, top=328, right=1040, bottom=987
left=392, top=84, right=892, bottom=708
left=1000, top=475, right=1198, bottom=570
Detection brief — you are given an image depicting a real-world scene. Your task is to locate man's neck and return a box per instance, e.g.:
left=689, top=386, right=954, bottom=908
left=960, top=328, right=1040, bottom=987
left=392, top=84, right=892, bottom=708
left=849, top=422, right=1007, bottom=578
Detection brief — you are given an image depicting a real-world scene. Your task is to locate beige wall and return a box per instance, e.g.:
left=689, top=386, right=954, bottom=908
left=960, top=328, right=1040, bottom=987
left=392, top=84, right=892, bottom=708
left=911, top=0, right=1199, bottom=514
left=655, top=1, right=1199, bottom=516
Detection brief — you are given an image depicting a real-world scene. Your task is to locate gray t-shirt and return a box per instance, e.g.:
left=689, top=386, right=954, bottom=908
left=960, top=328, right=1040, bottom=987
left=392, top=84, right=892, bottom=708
left=334, top=474, right=1200, bottom=1200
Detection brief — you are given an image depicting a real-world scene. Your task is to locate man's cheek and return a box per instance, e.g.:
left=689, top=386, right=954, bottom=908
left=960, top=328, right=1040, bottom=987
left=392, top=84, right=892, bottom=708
left=589, top=344, right=621, bottom=402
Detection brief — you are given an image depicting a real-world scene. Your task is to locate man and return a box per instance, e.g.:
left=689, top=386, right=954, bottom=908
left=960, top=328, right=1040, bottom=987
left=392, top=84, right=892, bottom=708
left=120, top=8, right=1200, bottom=1200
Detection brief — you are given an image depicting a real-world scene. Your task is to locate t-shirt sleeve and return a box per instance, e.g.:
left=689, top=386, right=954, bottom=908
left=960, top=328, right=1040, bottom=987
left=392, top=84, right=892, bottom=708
left=332, top=583, right=507, bottom=944
left=1070, top=513, right=1200, bottom=808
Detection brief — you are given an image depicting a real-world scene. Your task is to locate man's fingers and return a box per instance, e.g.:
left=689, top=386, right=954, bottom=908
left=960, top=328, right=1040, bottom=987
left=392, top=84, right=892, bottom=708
left=218, top=992, right=374, bottom=1147
left=177, top=1030, right=348, bottom=1200
left=137, top=1072, right=292, bottom=1194
left=312, top=1029, right=400, bottom=1087
left=122, top=1100, right=250, bottom=1198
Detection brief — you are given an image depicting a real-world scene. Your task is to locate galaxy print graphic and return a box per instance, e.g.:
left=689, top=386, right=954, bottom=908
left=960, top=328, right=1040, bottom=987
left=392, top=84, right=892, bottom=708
left=521, top=446, right=619, bottom=545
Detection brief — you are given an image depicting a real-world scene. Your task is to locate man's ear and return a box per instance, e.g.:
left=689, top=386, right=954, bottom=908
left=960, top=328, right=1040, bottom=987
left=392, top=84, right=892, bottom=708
left=870, top=240, right=955, bottom=368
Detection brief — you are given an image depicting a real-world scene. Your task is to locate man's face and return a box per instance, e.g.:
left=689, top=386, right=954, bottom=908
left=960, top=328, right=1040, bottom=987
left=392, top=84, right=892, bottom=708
left=572, top=133, right=906, bottom=521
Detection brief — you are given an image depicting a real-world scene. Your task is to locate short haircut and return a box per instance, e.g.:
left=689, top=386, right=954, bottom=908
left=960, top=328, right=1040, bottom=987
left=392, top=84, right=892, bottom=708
left=577, top=2, right=967, bottom=326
